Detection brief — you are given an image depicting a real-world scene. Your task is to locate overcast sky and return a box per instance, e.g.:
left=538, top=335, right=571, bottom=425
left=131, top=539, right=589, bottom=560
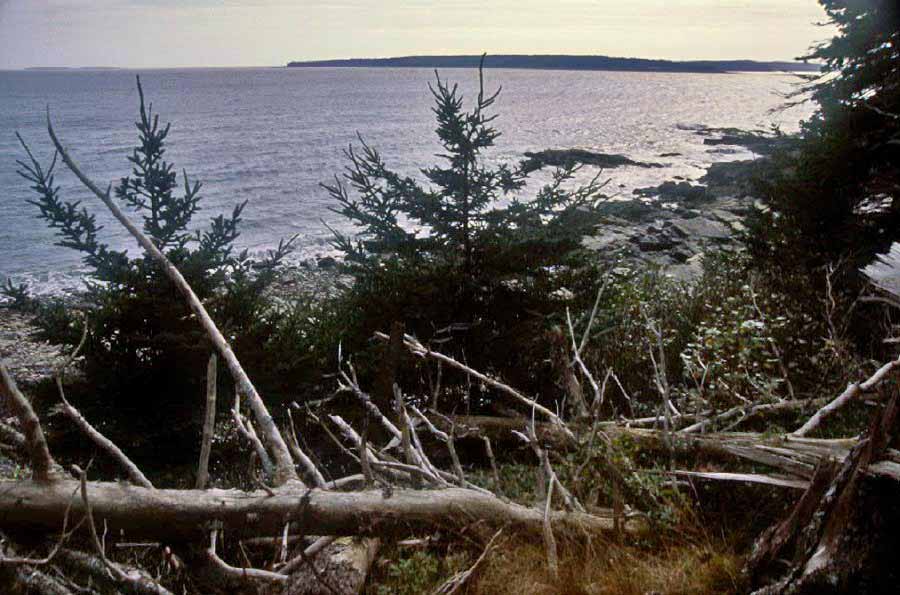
left=0, top=0, right=834, bottom=69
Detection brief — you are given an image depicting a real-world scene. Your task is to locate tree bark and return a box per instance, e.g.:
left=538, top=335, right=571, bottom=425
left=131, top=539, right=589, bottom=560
left=0, top=481, right=623, bottom=543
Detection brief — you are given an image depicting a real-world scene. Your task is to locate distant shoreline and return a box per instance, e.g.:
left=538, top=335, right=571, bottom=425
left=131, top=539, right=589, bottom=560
left=287, top=54, right=820, bottom=74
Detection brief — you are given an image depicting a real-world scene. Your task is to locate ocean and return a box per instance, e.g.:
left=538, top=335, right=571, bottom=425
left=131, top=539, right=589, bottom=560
left=0, top=67, right=813, bottom=294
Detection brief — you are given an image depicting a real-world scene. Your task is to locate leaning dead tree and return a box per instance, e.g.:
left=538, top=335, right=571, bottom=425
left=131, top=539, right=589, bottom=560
left=0, top=113, right=623, bottom=594
left=747, top=390, right=900, bottom=594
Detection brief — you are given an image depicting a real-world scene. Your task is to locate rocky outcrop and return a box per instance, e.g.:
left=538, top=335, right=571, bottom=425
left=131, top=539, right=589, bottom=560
left=520, top=149, right=664, bottom=173
left=583, top=128, right=771, bottom=281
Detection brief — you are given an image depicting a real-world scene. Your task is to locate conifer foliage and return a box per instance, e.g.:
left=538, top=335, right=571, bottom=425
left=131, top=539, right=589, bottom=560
left=11, top=77, right=293, bottom=455
left=754, top=0, right=900, bottom=267
left=324, top=55, right=609, bottom=276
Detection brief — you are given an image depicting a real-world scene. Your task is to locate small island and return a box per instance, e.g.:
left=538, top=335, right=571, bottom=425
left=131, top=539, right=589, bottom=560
left=287, top=54, right=819, bottom=73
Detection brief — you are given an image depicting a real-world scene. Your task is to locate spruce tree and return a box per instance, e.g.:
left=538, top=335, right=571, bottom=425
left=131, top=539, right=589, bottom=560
left=754, top=0, right=900, bottom=268
left=324, top=56, right=608, bottom=278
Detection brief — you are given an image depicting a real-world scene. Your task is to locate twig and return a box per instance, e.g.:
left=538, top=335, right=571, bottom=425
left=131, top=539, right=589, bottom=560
left=482, top=436, right=503, bottom=495
left=57, top=380, right=153, bottom=489
left=286, top=409, right=327, bottom=488
left=793, top=354, right=900, bottom=437
left=206, top=530, right=287, bottom=584
left=51, top=318, right=152, bottom=488
left=232, top=386, right=274, bottom=479
left=514, top=408, right=584, bottom=512
left=377, top=332, right=574, bottom=438
left=411, top=406, right=466, bottom=486
left=566, top=307, right=600, bottom=414
left=542, top=479, right=559, bottom=581
left=433, top=529, right=504, bottom=594
left=0, top=485, right=82, bottom=566
left=278, top=536, right=337, bottom=576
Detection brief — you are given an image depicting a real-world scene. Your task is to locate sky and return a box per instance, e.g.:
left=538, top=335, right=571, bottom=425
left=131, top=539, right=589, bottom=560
left=0, top=0, right=835, bottom=69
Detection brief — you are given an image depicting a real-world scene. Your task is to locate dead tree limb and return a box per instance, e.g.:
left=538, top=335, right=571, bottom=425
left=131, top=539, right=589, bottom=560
left=196, top=354, right=218, bottom=490
left=53, top=547, right=175, bottom=595
left=57, top=381, right=153, bottom=489
left=206, top=529, right=287, bottom=585
left=375, top=332, right=574, bottom=437
left=433, top=529, right=503, bottom=595
left=748, top=391, right=900, bottom=594
left=792, top=354, right=900, bottom=437
left=0, top=360, right=61, bottom=482
left=233, top=387, right=275, bottom=479
left=0, top=481, right=625, bottom=541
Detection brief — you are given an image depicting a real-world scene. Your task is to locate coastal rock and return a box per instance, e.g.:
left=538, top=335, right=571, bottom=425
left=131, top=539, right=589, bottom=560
left=668, top=218, right=731, bottom=242
left=317, top=256, right=338, bottom=269
left=520, top=149, right=664, bottom=173
left=633, top=181, right=709, bottom=203
left=0, top=310, right=76, bottom=388
left=680, top=124, right=791, bottom=156
left=582, top=135, right=769, bottom=283
left=700, top=160, right=758, bottom=189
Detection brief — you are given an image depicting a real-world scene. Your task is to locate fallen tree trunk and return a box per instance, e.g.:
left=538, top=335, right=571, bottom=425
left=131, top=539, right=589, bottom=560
left=438, top=414, right=577, bottom=450
left=0, top=480, right=625, bottom=542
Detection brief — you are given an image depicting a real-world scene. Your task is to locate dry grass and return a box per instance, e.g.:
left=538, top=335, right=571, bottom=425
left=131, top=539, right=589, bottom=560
left=471, top=531, right=746, bottom=595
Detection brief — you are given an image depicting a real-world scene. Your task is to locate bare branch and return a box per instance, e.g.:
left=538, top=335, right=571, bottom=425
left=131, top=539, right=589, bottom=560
left=233, top=386, right=274, bottom=479
left=433, top=529, right=503, bottom=595
left=0, top=359, right=60, bottom=481
left=792, top=354, right=900, bottom=437
left=206, top=530, right=287, bottom=584
left=377, top=332, right=574, bottom=437
left=57, top=380, right=153, bottom=489
left=542, top=479, right=559, bottom=581
left=196, top=354, right=217, bottom=489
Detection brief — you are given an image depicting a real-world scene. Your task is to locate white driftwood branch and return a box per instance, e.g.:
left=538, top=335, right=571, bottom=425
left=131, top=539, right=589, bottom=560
left=0, top=360, right=60, bottom=482
left=57, top=381, right=153, bottom=489
left=233, top=387, right=274, bottom=479
left=286, top=409, right=327, bottom=488
left=792, top=354, right=900, bottom=437
left=542, top=479, right=560, bottom=581
left=0, top=480, right=623, bottom=541
left=376, top=331, right=574, bottom=438
left=433, top=529, right=503, bottom=595
left=207, top=529, right=287, bottom=584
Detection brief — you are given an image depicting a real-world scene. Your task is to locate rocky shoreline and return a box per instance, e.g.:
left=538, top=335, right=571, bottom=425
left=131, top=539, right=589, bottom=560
left=577, top=126, right=779, bottom=280
left=0, top=309, right=73, bottom=389
left=584, top=157, right=761, bottom=280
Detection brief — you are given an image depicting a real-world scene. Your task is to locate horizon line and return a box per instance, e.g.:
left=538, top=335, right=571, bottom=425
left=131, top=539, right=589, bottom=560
left=5, top=51, right=815, bottom=72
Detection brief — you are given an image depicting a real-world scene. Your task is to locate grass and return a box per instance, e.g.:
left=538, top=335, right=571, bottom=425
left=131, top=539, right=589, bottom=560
left=473, top=525, right=745, bottom=595
left=364, top=521, right=746, bottom=595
